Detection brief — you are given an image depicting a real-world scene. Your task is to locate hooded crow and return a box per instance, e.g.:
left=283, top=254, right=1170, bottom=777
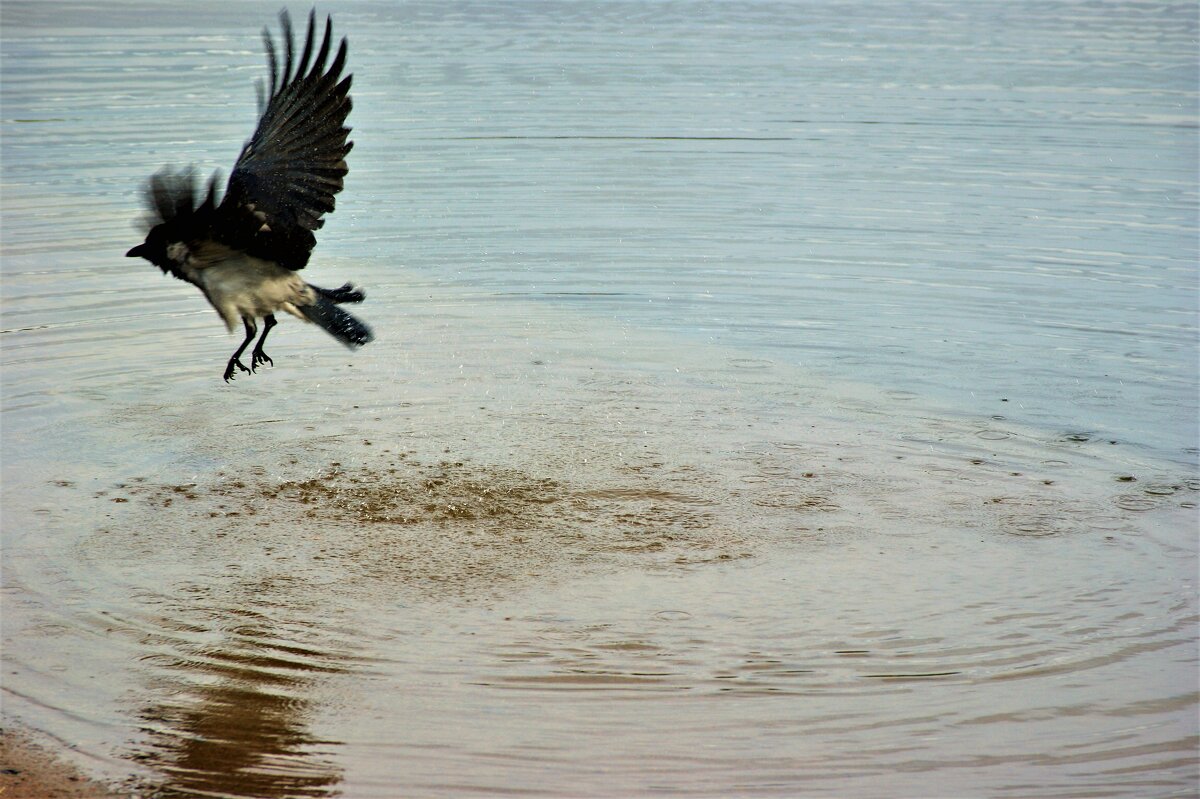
left=126, top=9, right=373, bottom=382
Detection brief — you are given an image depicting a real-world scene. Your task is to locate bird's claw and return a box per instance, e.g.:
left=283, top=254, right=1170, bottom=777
left=251, top=349, right=273, bottom=372
left=223, top=358, right=252, bottom=382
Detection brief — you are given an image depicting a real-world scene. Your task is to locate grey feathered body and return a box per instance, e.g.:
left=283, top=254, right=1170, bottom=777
left=166, top=239, right=315, bottom=332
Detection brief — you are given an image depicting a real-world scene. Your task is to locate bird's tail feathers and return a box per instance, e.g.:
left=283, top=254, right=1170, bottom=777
left=300, top=296, right=373, bottom=349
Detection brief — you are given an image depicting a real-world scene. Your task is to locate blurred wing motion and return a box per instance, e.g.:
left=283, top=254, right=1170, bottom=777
left=221, top=9, right=354, bottom=270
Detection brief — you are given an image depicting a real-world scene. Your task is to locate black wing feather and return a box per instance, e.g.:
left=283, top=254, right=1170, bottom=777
left=222, top=9, right=353, bottom=270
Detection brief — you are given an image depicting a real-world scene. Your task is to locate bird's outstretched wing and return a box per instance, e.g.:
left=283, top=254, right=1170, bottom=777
left=221, top=9, right=353, bottom=270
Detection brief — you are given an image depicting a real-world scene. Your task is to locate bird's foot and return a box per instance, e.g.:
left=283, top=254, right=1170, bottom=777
left=223, top=357, right=252, bottom=382
left=251, top=348, right=273, bottom=372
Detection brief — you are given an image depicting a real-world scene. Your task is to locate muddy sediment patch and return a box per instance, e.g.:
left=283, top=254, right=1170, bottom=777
left=78, top=432, right=1198, bottom=603
left=94, top=455, right=809, bottom=600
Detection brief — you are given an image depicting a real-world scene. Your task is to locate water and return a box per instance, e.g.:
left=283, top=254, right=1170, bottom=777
left=2, top=1, right=1197, bottom=797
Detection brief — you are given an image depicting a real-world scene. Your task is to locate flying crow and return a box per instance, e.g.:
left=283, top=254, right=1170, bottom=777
left=126, top=9, right=373, bottom=382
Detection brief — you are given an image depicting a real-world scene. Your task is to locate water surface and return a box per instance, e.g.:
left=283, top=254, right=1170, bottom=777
left=2, top=1, right=1197, bottom=797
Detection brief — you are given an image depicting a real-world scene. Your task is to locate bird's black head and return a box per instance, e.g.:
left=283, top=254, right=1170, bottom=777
left=126, top=226, right=174, bottom=272
left=128, top=168, right=219, bottom=275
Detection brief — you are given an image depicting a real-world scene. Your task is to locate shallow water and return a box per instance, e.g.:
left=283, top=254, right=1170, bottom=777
left=2, top=1, right=1198, bottom=797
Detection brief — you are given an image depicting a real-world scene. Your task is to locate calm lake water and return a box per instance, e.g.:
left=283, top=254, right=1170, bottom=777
left=2, top=1, right=1197, bottom=797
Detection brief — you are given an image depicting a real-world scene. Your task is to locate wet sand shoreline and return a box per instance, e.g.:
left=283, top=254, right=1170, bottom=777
left=0, top=722, right=129, bottom=799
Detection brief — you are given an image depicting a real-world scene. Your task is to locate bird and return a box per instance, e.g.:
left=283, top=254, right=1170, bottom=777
left=125, top=9, right=373, bottom=382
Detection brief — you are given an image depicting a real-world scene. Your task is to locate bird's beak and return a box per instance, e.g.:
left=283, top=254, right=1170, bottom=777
left=126, top=244, right=148, bottom=258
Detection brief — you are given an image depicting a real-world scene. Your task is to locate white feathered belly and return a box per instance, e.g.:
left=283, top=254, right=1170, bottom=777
left=194, top=255, right=316, bottom=331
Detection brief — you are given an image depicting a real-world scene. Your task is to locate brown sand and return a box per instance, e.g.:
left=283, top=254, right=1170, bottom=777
left=0, top=727, right=124, bottom=799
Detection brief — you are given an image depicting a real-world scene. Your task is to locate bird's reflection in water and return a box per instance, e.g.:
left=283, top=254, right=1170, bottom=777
left=132, top=605, right=348, bottom=799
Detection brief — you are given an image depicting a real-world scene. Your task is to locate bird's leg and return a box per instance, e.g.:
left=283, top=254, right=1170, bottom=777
left=251, top=314, right=277, bottom=371
left=223, top=317, right=257, bottom=382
